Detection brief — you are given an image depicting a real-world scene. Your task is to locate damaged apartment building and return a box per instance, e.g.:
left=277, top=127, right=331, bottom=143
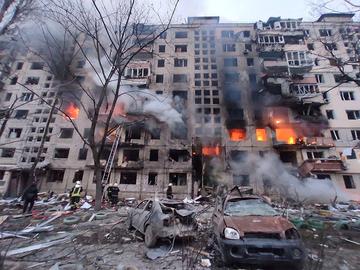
left=0, top=13, right=360, bottom=200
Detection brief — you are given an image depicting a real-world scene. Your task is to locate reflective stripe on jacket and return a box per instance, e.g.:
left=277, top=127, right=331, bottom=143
left=71, top=187, right=81, bottom=197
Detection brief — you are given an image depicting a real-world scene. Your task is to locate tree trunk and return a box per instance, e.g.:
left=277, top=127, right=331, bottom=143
left=94, top=162, right=103, bottom=211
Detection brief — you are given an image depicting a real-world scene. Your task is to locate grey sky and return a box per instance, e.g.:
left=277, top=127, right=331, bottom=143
left=173, top=0, right=353, bottom=23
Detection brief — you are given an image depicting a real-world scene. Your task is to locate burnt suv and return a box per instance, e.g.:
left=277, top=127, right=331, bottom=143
left=212, top=186, right=305, bottom=269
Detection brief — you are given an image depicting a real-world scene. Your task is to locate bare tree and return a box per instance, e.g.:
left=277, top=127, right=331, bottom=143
left=17, top=0, right=180, bottom=210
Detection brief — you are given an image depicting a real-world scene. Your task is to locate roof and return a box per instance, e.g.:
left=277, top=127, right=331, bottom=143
left=187, top=16, right=220, bottom=24
left=317, top=13, right=355, bottom=22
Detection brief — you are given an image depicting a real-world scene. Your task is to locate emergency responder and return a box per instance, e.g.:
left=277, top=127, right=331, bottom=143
left=69, top=181, right=83, bottom=209
left=107, top=182, right=120, bottom=206
left=22, top=182, right=38, bottom=214
left=166, top=183, right=173, bottom=199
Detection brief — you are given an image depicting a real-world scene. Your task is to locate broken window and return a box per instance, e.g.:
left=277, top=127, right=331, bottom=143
left=54, top=148, right=70, bottom=159
left=306, top=151, right=324, bottom=159
left=48, top=170, right=65, bottom=182
left=120, top=172, right=137, bottom=184
left=247, top=58, right=254, bottom=66
left=149, top=149, right=159, bottom=161
left=169, top=173, right=187, bottom=186
left=157, top=59, right=165, bottom=67
left=150, top=128, right=160, bottom=140
left=171, top=129, right=187, bottom=140
left=307, top=43, right=314, bottom=50
left=148, top=172, right=157, bottom=185
left=13, top=110, right=28, bottom=119
left=0, top=148, right=15, bottom=158
left=25, top=77, right=40, bottom=85
left=316, top=174, right=331, bottom=180
left=59, top=128, right=74, bottom=138
left=324, top=43, right=337, bottom=51
left=8, top=128, right=22, bottom=138
left=343, top=175, right=356, bottom=189
left=174, top=58, right=188, bottom=67
left=319, top=29, right=332, bottom=37
left=279, top=151, right=297, bottom=165
left=16, top=62, right=23, bottom=70
left=5, top=93, right=12, bottom=101
left=125, top=127, right=141, bottom=140
left=326, top=110, right=334, bottom=119
left=169, top=149, right=190, bottom=162
left=73, top=170, right=84, bottom=182
left=175, top=45, right=187, bottom=52
left=230, top=151, right=247, bottom=162
left=30, top=62, right=44, bottom=70
left=155, top=74, right=164, bottom=83
left=78, top=148, right=88, bottom=160
left=100, top=147, right=111, bottom=160
left=233, top=174, right=250, bottom=186
left=173, top=74, right=187, bottom=83
left=123, top=149, right=139, bottom=162
left=10, top=76, right=17, bottom=85
left=175, top=31, right=188, bottom=38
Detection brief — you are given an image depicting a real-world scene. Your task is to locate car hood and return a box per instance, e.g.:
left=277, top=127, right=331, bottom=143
left=223, top=215, right=293, bottom=233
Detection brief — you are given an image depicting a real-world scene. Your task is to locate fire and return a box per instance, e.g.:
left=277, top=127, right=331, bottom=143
left=229, top=129, right=246, bottom=141
left=256, top=128, right=267, bottom=142
left=64, top=103, right=80, bottom=120
left=202, top=145, right=221, bottom=156
left=275, top=128, right=297, bottom=144
left=114, top=102, right=126, bottom=117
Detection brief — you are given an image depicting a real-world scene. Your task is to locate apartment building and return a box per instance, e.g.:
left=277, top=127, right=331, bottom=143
left=0, top=13, right=359, bottom=200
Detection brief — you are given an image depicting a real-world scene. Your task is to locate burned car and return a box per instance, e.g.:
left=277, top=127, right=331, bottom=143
left=212, top=186, right=306, bottom=269
left=127, top=199, right=197, bottom=247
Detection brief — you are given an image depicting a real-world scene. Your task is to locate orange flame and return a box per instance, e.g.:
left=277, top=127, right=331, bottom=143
left=202, top=145, right=221, bottom=156
left=64, top=103, right=80, bottom=120
left=256, top=128, right=267, bottom=142
left=275, top=128, right=297, bottom=144
left=114, top=102, right=126, bottom=117
left=229, top=129, right=246, bottom=141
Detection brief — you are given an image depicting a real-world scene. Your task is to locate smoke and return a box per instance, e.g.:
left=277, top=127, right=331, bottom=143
left=220, top=152, right=351, bottom=203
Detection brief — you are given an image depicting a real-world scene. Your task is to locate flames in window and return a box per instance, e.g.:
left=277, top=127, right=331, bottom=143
left=64, top=102, right=80, bottom=120
left=275, top=128, right=297, bottom=144
left=228, top=129, right=246, bottom=141
left=202, top=145, right=221, bottom=156
left=256, top=128, right=267, bottom=142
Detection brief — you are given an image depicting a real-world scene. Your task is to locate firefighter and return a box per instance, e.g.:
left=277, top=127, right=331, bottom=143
left=107, top=182, right=120, bottom=206
left=69, top=181, right=83, bottom=209
left=22, top=182, right=38, bottom=214
left=166, top=183, right=173, bottom=199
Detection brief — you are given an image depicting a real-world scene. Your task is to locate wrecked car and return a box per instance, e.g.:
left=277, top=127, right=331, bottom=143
left=212, top=186, right=306, bottom=269
left=127, top=199, right=197, bottom=247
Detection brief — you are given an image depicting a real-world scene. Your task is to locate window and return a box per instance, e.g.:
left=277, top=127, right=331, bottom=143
left=316, top=174, right=331, bottom=180
left=73, top=170, right=84, bottom=182
left=243, top=30, right=250, bottom=38
left=195, top=98, right=201, bottom=104
left=315, top=74, right=324, bottom=83
left=30, top=62, right=44, bottom=70
left=173, top=74, right=187, bottom=83
left=175, top=31, right=188, bottom=38
left=245, top=43, right=252, bottom=51
left=123, top=149, right=139, bottom=161
left=343, top=175, right=356, bottom=189
left=148, top=172, right=157, bottom=185
left=325, top=43, right=337, bottom=51
left=16, top=62, right=23, bottom=70
left=8, top=128, right=22, bottom=138
left=330, top=130, right=340, bottom=140
left=233, top=174, right=250, bottom=186
left=5, top=93, right=12, bottom=101
left=159, top=45, right=165, bottom=53
left=340, top=91, right=355, bottom=101
left=10, top=76, right=17, bottom=85
left=221, top=30, right=234, bottom=38
left=0, top=148, right=15, bottom=157
left=346, top=149, right=356, bottom=159
left=346, top=110, right=360, bottom=120
left=326, top=110, right=334, bottom=119
left=78, top=148, right=88, bottom=160
left=174, top=58, right=188, bottom=67
left=224, top=58, right=237, bottom=67
left=150, top=129, right=160, bottom=140
left=306, top=151, right=324, bottom=159
left=77, top=60, right=85, bottom=68
left=175, top=45, right=187, bottom=52
left=48, top=170, right=65, bottom=182
left=14, top=110, right=28, bottom=119
left=120, top=172, right=137, bottom=184
left=25, top=77, right=39, bottom=85
left=334, top=74, right=346, bottom=83
left=157, top=59, right=165, bottom=67
left=54, top=148, right=70, bottom=158
left=155, top=74, right=164, bottom=83
left=169, top=173, right=187, bottom=185
left=149, top=149, right=159, bottom=161
left=351, top=130, right=360, bottom=140
left=307, top=43, right=314, bottom=50
left=59, top=128, right=74, bottom=138
left=319, top=29, right=332, bottom=37
left=223, top=43, right=236, bottom=52
left=247, top=58, right=254, bottom=66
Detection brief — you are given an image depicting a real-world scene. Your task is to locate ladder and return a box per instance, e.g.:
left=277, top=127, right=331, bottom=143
left=101, top=126, right=122, bottom=185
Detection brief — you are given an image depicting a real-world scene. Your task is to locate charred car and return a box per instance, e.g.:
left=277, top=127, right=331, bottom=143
left=127, top=199, right=197, bottom=247
left=212, top=186, right=306, bottom=269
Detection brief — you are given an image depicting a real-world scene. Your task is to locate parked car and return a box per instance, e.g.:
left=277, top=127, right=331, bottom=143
left=127, top=199, right=197, bottom=247
left=212, top=186, right=306, bottom=269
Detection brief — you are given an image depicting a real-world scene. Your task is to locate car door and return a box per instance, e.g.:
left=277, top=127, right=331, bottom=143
left=132, top=200, right=148, bottom=231
left=212, top=196, right=224, bottom=237
left=138, top=200, right=153, bottom=233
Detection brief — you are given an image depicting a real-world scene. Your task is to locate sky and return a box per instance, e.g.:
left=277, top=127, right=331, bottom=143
left=173, top=0, right=354, bottom=23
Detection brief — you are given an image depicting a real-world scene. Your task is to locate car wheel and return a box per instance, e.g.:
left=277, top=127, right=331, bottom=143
left=144, top=226, right=157, bottom=248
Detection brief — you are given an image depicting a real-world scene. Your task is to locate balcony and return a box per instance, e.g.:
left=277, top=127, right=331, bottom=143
left=117, top=160, right=144, bottom=169
left=302, top=137, right=334, bottom=148
left=298, top=159, right=346, bottom=177
left=122, top=61, right=151, bottom=87
left=263, top=60, right=288, bottom=75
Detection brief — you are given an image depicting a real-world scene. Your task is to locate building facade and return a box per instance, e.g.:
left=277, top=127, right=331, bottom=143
left=0, top=13, right=359, bottom=201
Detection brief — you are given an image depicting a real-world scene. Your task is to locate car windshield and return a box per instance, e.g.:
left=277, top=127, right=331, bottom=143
left=224, top=199, right=278, bottom=216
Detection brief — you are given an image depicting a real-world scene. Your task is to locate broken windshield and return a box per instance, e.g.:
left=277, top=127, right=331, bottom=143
left=224, top=199, right=278, bottom=216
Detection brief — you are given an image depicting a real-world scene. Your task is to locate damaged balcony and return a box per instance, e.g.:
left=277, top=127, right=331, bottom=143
left=122, top=61, right=151, bottom=87
left=118, top=149, right=144, bottom=169
left=298, top=158, right=346, bottom=177
left=284, top=46, right=313, bottom=75
left=274, top=135, right=334, bottom=149
left=166, top=149, right=191, bottom=168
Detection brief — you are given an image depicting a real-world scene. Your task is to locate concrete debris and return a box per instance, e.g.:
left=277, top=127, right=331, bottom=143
left=145, top=245, right=169, bottom=260
left=200, top=258, right=211, bottom=267
left=0, top=215, right=8, bottom=225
